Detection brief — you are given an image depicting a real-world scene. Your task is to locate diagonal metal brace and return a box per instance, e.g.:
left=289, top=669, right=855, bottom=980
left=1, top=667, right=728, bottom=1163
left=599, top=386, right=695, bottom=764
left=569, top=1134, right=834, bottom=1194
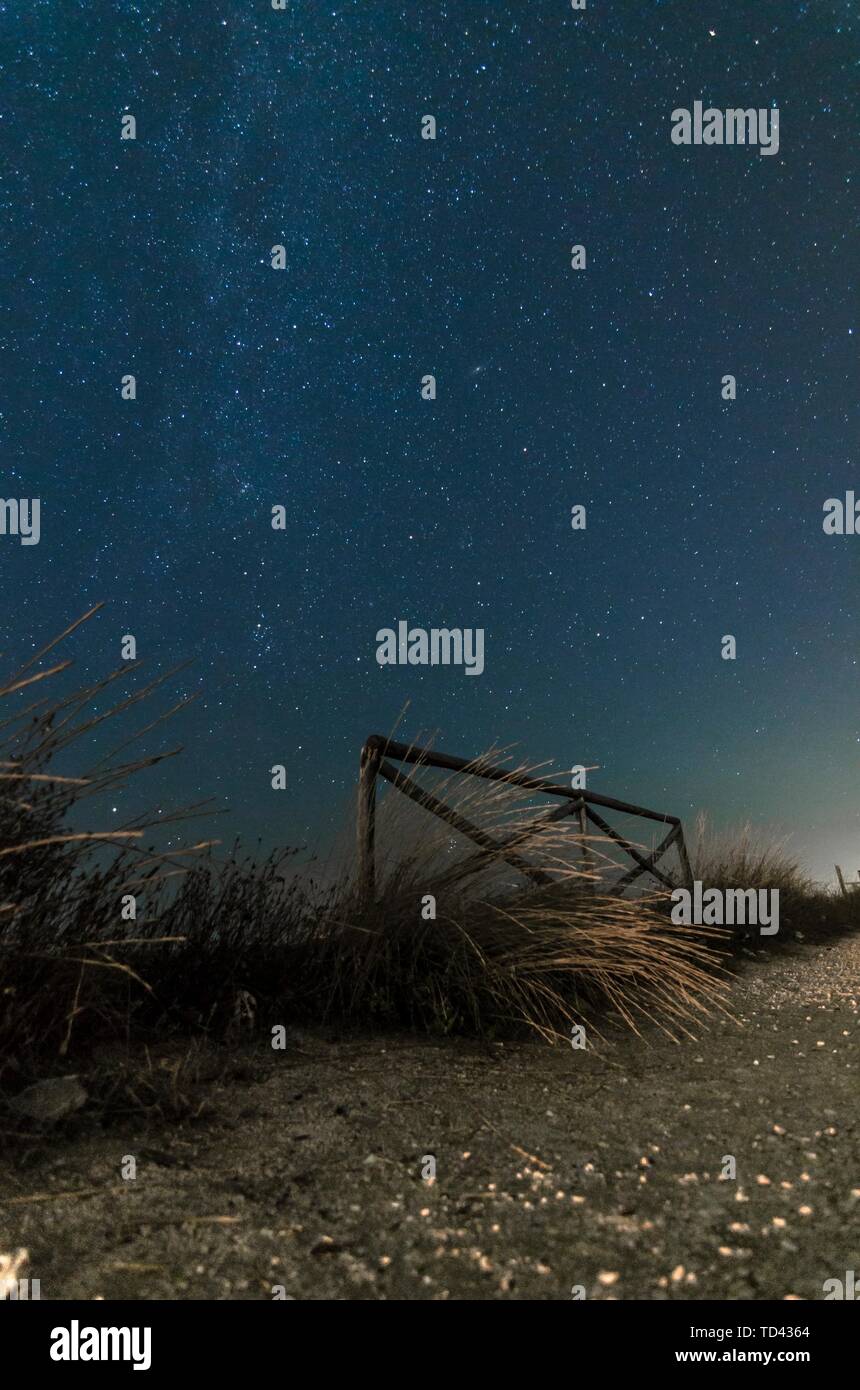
left=584, top=805, right=676, bottom=891
left=376, top=759, right=552, bottom=887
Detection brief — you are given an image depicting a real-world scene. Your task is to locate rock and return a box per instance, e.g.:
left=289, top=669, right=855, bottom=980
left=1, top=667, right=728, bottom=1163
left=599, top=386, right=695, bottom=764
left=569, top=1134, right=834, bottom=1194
left=8, top=1076, right=88, bottom=1123
left=0, top=1249, right=29, bottom=1298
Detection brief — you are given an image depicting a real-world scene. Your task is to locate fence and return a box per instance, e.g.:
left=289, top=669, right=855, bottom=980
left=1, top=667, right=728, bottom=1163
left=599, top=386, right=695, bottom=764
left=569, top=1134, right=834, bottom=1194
left=835, top=865, right=860, bottom=897
left=356, top=734, right=692, bottom=905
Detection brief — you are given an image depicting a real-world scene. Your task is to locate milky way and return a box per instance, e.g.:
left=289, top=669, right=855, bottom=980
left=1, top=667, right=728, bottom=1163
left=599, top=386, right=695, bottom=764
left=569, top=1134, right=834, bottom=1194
left=1, top=1, right=856, bottom=877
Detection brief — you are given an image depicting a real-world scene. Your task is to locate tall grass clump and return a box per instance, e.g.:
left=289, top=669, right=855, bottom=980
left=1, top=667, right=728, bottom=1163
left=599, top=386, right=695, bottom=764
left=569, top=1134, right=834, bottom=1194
left=660, top=811, right=860, bottom=943
left=5, top=614, right=805, bottom=1109
left=0, top=610, right=185, bottom=1073
left=683, top=812, right=815, bottom=895
left=312, top=748, right=732, bottom=1041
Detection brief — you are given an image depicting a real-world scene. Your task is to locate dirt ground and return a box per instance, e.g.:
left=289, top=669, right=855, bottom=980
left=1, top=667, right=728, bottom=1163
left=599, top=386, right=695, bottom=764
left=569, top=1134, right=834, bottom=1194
left=2, top=932, right=858, bottom=1301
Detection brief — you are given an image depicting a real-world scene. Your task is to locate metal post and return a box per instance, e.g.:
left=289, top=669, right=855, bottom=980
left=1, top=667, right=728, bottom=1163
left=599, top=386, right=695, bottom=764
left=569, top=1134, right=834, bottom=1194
left=676, top=827, right=694, bottom=889
left=357, top=740, right=381, bottom=908
left=576, top=797, right=595, bottom=885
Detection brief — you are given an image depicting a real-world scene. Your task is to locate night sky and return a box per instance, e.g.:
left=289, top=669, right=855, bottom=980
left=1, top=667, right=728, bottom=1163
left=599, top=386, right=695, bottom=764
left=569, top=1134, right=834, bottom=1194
left=2, top=1, right=856, bottom=881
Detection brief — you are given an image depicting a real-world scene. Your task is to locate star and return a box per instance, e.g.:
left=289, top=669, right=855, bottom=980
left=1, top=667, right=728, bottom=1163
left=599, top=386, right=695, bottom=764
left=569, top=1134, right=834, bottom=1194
left=0, top=0, right=850, bottom=883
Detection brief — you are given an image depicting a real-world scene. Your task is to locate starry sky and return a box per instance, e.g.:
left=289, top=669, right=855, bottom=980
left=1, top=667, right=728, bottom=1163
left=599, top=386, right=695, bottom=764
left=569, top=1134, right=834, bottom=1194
left=1, top=0, right=857, bottom=881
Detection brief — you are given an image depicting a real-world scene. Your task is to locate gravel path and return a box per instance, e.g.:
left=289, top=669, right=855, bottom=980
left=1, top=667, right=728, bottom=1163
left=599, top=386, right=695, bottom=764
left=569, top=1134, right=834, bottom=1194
left=2, top=933, right=858, bottom=1300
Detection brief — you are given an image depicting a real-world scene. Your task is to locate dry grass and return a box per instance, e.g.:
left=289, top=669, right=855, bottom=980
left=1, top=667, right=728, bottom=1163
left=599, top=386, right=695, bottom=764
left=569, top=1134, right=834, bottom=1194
left=2, top=614, right=854, bottom=1123
left=680, top=811, right=815, bottom=895
left=320, top=749, right=731, bottom=1040
left=656, top=811, right=858, bottom=943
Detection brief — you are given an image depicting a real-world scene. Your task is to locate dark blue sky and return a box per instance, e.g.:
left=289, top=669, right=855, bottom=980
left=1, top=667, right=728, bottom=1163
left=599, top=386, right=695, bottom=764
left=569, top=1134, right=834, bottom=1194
left=1, top=1, right=857, bottom=880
